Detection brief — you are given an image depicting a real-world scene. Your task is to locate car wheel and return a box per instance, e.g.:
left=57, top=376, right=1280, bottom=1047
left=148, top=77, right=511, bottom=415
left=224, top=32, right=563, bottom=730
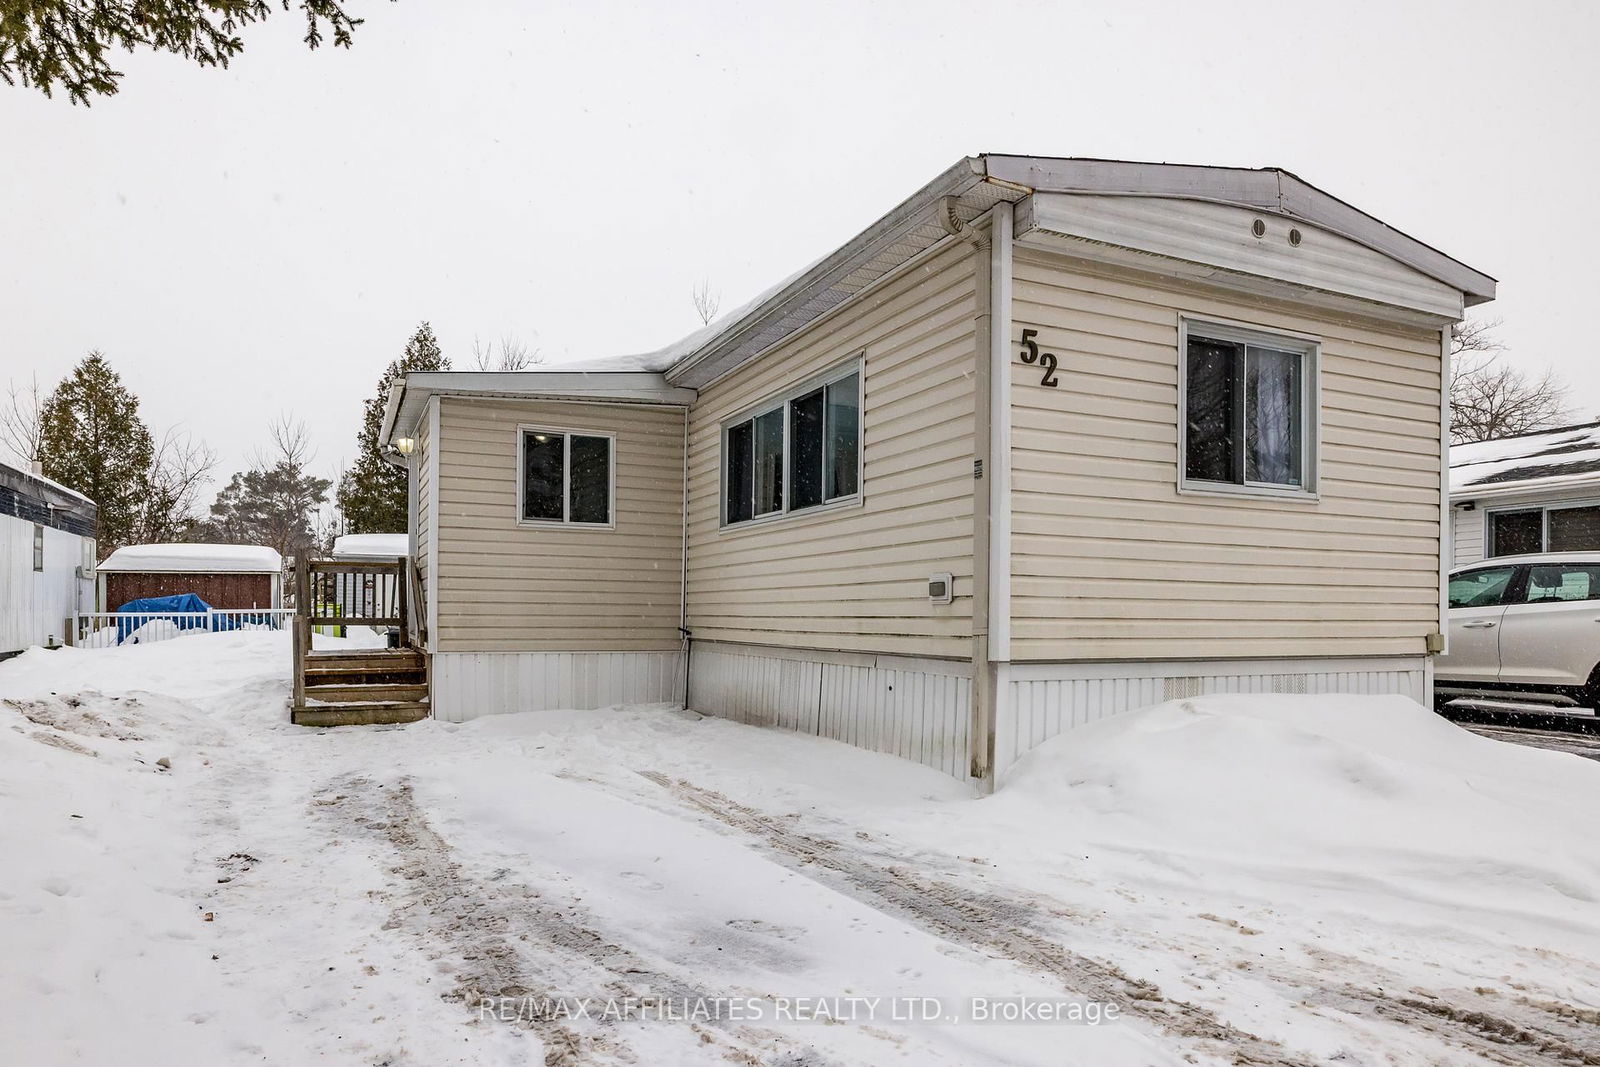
left=1580, top=663, right=1600, bottom=712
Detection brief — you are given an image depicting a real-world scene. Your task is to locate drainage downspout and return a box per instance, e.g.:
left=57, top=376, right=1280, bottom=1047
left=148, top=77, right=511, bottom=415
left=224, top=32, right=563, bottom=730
left=941, top=198, right=999, bottom=791
left=678, top=405, right=692, bottom=709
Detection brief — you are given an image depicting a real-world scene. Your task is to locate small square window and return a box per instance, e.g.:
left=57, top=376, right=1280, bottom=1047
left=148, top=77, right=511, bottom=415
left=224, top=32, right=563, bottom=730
left=1181, top=322, right=1316, bottom=495
left=519, top=429, right=613, bottom=526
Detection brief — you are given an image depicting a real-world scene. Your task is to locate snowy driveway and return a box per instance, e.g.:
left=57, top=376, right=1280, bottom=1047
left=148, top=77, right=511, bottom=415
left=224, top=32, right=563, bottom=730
left=3, top=633, right=1600, bottom=1066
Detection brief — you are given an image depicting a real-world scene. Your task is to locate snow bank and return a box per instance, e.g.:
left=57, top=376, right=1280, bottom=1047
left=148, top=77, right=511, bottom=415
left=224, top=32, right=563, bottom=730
left=993, top=694, right=1600, bottom=915
left=98, top=543, right=282, bottom=574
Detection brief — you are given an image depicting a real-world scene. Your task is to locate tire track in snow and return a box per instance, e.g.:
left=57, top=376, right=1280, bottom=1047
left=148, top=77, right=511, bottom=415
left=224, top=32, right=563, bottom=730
left=635, top=770, right=1308, bottom=1067
left=316, top=773, right=847, bottom=1067
left=638, top=770, right=1600, bottom=1067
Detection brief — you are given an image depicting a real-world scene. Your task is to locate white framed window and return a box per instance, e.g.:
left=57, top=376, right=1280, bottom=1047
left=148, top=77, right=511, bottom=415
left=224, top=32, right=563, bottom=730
left=516, top=426, right=615, bottom=527
left=721, top=359, right=862, bottom=527
left=1178, top=318, right=1319, bottom=498
left=1486, top=501, right=1600, bottom=557
left=32, top=523, right=44, bottom=572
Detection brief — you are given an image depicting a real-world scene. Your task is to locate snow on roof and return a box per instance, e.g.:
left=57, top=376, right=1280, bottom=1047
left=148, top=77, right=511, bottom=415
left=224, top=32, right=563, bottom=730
left=98, top=543, right=283, bottom=573
left=0, top=461, right=95, bottom=506
left=24, top=469, right=95, bottom=505
left=534, top=260, right=817, bottom=375
left=1450, top=422, right=1600, bottom=496
left=331, top=533, right=408, bottom=559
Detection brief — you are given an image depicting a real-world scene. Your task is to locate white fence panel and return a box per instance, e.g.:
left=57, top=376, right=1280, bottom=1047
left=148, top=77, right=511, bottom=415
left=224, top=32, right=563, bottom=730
left=74, top=609, right=295, bottom=648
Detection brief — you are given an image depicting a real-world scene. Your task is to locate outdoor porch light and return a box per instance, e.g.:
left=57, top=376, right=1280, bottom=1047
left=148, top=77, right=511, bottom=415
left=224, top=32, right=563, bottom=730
left=394, top=437, right=416, bottom=455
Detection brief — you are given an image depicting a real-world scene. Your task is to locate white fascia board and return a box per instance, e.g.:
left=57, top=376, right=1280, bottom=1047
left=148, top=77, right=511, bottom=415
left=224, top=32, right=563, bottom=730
left=387, top=372, right=695, bottom=447
left=1450, top=472, right=1600, bottom=504
left=987, top=155, right=1495, bottom=305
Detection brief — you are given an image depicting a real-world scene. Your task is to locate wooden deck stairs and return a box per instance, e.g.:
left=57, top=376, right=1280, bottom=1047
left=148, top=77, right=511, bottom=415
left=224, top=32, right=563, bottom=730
left=290, top=553, right=431, bottom=727
left=293, top=647, right=430, bottom=726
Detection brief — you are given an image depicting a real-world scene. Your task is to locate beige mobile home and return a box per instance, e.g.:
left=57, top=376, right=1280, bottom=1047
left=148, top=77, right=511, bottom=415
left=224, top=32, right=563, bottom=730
left=379, top=154, right=1494, bottom=784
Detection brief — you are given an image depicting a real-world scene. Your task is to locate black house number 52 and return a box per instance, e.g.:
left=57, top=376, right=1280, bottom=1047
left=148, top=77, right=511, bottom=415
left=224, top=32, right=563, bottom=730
left=1018, top=329, right=1059, bottom=387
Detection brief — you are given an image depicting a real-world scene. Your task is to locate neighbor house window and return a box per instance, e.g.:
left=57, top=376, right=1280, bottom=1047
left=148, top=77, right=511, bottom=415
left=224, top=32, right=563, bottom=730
left=1181, top=321, right=1316, bottom=494
left=518, top=428, right=613, bottom=525
left=32, top=524, right=44, bottom=571
left=723, top=363, right=861, bottom=526
left=1488, top=503, right=1600, bottom=556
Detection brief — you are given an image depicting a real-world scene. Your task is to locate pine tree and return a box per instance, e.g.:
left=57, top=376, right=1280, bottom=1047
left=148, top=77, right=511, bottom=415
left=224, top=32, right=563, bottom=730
left=337, top=322, right=449, bottom=534
left=0, top=1, right=372, bottom=106
left=38, top=351, right=155, bottom=558
left=200, top=417, right=330, bottom=556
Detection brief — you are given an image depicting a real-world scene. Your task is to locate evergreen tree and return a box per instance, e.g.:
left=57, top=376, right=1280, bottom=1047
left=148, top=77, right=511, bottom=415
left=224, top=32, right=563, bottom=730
left=0, top=1, right=373, bottom=106
left=38, top=351, right=155, bottom=557
left=201, top=417, right=330, bottom=556
left=337, top=322, right=449, bottom=534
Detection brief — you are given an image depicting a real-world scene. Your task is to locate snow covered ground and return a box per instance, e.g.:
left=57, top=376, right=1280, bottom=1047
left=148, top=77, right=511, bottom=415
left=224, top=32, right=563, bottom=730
left=3, top=633, right=1599, bottom=1066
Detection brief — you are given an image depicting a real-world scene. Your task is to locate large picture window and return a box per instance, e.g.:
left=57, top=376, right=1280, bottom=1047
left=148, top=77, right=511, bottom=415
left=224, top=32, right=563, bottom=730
left=1181, top=321, right=1316, bottom=495
left=519, top=428, right=613, bottom=525
left=1488, top=503, right=1600, bottom=557
left=723, top=364, right=860, bottom=526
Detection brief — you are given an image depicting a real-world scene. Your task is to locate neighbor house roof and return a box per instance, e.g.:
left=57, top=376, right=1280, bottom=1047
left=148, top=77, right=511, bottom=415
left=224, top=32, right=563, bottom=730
left=331, top=533, right=408, bottom=559
left=98, top=543, right=283, bottom=574
left=1450, top=422, right=1600, bottom=498
left=384, top=154, right=1497, bottom=445
left=0, top=461, right=97, bottom=538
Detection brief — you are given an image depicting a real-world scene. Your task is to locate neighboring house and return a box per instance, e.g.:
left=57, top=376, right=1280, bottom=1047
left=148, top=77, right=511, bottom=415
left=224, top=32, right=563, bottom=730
left=1451, top=422, right=1600, bottom=566
left=97, top=543, right=283, bottom=610
left=0, top=461, right=97, bottom=658
left=379, top=153, right=1495, bottom=784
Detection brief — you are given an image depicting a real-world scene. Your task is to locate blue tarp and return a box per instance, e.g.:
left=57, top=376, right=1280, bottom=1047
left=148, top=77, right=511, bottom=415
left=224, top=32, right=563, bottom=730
left=114, top=594, right=236, bottom=643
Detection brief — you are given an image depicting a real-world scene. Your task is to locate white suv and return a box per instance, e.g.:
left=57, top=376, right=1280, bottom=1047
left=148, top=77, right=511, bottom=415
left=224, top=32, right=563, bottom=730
left=1436, top=552, right=1600, bottom=710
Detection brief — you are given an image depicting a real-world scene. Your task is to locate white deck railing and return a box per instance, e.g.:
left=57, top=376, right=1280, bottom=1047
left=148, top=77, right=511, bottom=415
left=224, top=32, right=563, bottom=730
left=73, top=609, right=296, bottom=648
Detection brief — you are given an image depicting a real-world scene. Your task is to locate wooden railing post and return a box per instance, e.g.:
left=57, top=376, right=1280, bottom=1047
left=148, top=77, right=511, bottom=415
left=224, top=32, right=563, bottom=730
left=396, top=560, right=409, bottom=648
left=292, top=615, right=308, bottom=709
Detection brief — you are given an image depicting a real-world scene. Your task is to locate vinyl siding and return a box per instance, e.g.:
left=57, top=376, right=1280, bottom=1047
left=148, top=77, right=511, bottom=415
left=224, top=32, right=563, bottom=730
left=683, top=239, right=978, bottom=658
left=434, top=397, right=685, bottom=652
left=1009, top=248, right=1446, bottom=661
left=2, top=519, right=88, bottom=654
left=1453, top=503, right=1484, bottom=568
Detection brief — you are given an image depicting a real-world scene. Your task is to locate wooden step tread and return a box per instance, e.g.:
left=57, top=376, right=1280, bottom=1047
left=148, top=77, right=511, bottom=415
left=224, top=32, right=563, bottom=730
left=304, top=668, right=425, bottom=684
left=302, top=683, right=430, bottom=703
left=306, top=650, right=424, bottom=667
left=291, top=701, right=430, bottom=727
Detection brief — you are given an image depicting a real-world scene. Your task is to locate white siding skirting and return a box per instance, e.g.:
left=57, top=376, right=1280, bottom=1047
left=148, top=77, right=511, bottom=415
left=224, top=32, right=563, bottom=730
left=688, top=642, right=973, bottom=780
left=431, top=651, right=684, bottom=723
left=994, top=656, right=1430, bottom=777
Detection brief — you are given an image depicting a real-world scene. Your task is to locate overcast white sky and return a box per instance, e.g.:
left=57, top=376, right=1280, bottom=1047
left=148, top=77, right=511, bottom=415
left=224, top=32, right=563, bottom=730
left=4, top=0, right=1597, bottom=501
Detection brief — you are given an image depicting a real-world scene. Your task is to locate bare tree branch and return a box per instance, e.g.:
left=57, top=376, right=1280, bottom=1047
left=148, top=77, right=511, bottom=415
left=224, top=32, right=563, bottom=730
left=0, top=374, right=45, bottom=468
left=692, top=277, right=721, bottom=326
left=1448, top=318, right=1571, bottom=443
left=471, top=333, right=542, bottom=371
left=136, top=427, right=216, bottom=542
